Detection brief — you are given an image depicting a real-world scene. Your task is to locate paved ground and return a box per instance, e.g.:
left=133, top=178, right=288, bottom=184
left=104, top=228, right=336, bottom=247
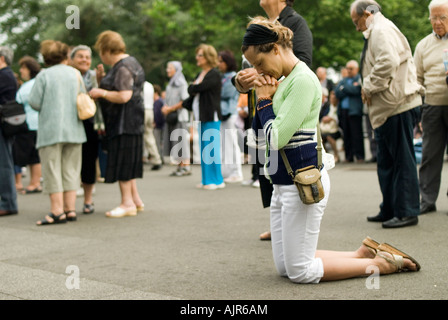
left=1, top=159, right=447, bottom=302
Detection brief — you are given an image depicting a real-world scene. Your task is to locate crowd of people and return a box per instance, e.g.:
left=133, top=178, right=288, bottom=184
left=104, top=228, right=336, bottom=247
left=1, top=0, right=447, bottom=284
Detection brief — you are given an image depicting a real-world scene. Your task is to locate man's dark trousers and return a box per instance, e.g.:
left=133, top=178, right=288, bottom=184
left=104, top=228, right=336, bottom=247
left=374, top=108, right=420, bottom=220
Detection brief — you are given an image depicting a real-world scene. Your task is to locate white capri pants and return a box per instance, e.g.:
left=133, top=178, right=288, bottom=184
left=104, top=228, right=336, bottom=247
left=270, top=169, right=330, bottom=284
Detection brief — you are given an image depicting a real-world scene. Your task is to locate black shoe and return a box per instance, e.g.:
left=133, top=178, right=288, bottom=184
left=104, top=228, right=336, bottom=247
left=420, top=203, right=436, bottom=214
left=367, top=213, right=389, bottom=222
left=151, top=164, right=162, bottom=171
left=0, top=210, right=18, bottom=217
left=382, top=216, right=418, bottom=228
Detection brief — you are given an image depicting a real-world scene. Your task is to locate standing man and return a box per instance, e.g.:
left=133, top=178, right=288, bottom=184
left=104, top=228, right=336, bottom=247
left=414, top=0, right=448, bottom=215
left=350, top=0, right=424, bottom=228
left=234, top=0, right=313, bottom=240
left=335, top=60, right=365, bottom=163
left=0, top=46, right=19, bottom=217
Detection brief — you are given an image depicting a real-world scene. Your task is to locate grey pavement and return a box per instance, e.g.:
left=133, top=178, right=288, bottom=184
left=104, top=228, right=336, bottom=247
left=1, top=160, right=447, bottom=301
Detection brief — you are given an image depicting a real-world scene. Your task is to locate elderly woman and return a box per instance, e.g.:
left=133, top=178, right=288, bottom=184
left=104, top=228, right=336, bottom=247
left=14, top=56, right=42, bottom=194
left=187, top=44, right=224, bottom=190
left=89, top=31, right=145, bottom=218
left=70, top=45, right=101, bottom=214
left=242, top=17, right=419, bottom=283
left=162, top=61, right=191, bottom=176
left=29, top=40, right=87, bottom=225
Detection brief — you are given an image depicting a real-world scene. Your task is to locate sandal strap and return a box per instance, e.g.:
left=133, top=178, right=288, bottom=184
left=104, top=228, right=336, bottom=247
left=83, top=203, right=95, bottom=214
left=377, top=251, right=404, bottom=271
left=38, top=212, right=66, bottom=225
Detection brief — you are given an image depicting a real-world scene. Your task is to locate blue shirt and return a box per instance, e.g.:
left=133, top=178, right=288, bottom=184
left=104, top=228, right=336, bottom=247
left=220, top=71, right=239, bottom=116
left=340, top=78, right=353, bottom=110
left=16, top=79, right=39, bottom=131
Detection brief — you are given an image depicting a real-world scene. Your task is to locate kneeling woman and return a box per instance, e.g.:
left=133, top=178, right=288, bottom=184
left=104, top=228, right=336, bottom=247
left=242, top=17, right=419, bottom=283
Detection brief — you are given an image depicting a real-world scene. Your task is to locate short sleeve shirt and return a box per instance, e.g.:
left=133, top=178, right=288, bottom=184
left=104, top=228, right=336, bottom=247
left=99, top=56, right=145, bottom=138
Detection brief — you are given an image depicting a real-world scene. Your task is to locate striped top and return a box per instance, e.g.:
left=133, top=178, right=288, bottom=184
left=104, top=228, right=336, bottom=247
left=252, top=62, right=322, bottom=185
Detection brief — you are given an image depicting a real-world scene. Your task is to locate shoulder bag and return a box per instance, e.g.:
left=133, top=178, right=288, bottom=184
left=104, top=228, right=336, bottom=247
left=280, top=125, right=325, bottom=204
left=76, top=72, right=96, bottom=120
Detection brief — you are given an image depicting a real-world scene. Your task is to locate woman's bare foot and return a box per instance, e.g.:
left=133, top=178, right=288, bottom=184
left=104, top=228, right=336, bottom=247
left=356, top=244, right=376, bottom=259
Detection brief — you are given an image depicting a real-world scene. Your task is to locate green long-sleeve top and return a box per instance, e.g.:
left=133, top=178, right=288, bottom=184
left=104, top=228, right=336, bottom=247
left=28, top=64, right=86, bottom=149
left=253, top=62, right=322, bottom=184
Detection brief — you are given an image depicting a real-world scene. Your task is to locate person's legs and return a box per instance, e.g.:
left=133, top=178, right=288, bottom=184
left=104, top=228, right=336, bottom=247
left=0, top=131, right=18, bottom=212
left=374, top=122, right=395, bottom=221
left=350, top=115, right=365, bottom=161
left=390, top=110, right=420, bottom=219
left=271, top=170, right=330, bottom=284
left=28, top=163, right=42, bottom=190
left=419, top=105, right=448, bottom=209
left=200, top=121, right=223, bottom=186
left=61, top=143, right=82, bottom=219
left=221, top=116, right=243, bottom=180
left=130, top=179, right=143, bottom=208
left=144, top=109, right=162, bottom=165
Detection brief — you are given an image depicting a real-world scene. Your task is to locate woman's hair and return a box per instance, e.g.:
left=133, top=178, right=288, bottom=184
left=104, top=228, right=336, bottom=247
left=196, top=44, right=219, bottom=68
left=218, top=50, right=238, bottom=72
left=94, top=30, right=126, bottom=55
left=0, top=46, right=14, bottom=66
left=241, top=16, right=293, bottom=54
left=40, top=40, right=69, bottom=66
left=70, top=45, right=92, bottom=60
left=285, top=0, right=295, bottom=7
left=18, top=56, right=41, bottom=79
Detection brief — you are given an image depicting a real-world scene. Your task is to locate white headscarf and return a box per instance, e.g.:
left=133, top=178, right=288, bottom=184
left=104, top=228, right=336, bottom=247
left=168, top=61, right=187, bottom=87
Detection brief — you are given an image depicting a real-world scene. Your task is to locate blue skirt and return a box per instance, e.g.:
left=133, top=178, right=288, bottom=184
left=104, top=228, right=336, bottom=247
left=199, top=121, right=224, bottom=186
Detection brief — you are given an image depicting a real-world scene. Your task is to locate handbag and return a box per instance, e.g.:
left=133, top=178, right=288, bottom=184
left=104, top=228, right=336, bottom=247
left=280, top=125, right=324, bottom=205
left=165, top=110, right=178, bottom=125
left=182, top=95, right=194, bottom=111
left=76, top=72, right=96, bottom=120
left=0, top=100, right=29, bottom=137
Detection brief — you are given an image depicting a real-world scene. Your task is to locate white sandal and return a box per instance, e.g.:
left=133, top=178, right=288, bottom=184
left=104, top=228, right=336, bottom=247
left=105, top=207, right=137, bottom=218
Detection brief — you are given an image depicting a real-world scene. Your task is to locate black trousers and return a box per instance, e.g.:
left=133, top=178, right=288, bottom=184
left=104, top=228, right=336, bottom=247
left=81, top=120, right=99, bottom=185
left=374, top=108, right=420, bottom=219
left=339, top=109, right=365, bottom=161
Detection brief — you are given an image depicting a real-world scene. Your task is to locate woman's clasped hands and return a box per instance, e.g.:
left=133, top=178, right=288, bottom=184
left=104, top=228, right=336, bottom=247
left=254, top=74, right=278, bottom=99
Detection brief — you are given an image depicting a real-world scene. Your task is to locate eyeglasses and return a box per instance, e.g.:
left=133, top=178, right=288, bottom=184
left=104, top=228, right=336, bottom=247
left=429, top=15, right=448, bottom=23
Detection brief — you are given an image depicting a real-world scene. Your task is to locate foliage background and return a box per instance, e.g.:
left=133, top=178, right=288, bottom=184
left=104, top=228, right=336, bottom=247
left=0, top=0, right=433, bottom=86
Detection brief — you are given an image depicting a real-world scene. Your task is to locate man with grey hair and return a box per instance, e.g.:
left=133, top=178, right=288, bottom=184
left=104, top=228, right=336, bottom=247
left=350, top=1, right=424, bottom=228
left=0, top=46, right=19, bottom=217
left=414, top=0, right=448, bottom=215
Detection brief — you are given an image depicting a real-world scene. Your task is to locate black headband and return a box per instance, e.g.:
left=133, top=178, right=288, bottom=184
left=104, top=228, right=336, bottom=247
left=242, top=24, right=279, bottom=46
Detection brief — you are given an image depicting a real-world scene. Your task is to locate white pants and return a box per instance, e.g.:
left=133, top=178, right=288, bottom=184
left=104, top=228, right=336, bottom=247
left=220, top=115, right=243, bottom=178
left=270, top=169, right=330, bottom=284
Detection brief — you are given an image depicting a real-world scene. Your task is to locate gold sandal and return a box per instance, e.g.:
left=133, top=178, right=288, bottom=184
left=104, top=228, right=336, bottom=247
left=362, top=236, right=380, bottom=255
left=377, top=251, right=404, bottom=272
left=377, top=243, right=421, bottom=271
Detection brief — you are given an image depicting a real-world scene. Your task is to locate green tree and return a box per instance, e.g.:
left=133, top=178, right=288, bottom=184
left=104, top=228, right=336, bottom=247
left=0, top=0, right=434, bottom=83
